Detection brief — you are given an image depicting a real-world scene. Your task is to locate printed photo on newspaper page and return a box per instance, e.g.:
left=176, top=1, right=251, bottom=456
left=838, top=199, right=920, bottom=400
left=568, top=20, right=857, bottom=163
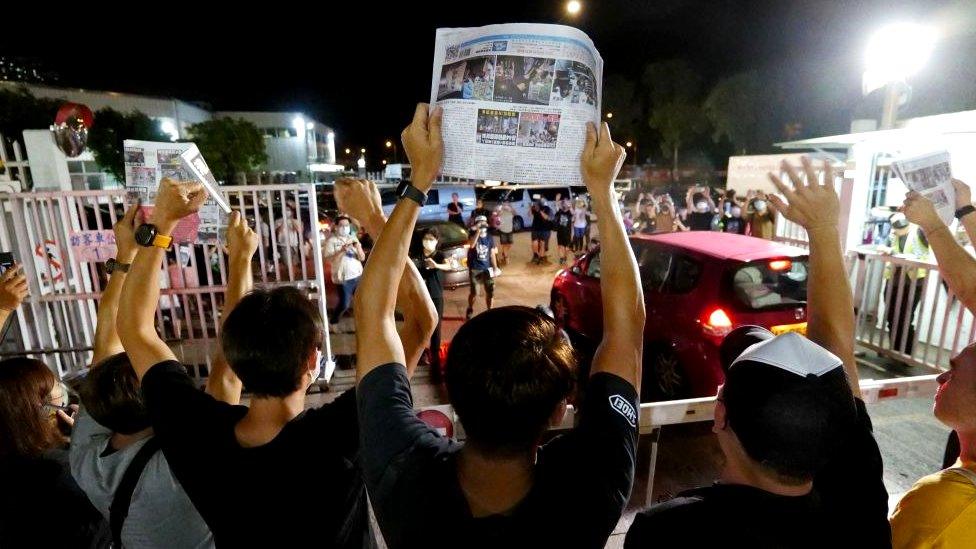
left=892, top=151, right=956, bottom=227
left=429, top=24, right=603, bottom=184
left=123, top=140, right=200, bottom=243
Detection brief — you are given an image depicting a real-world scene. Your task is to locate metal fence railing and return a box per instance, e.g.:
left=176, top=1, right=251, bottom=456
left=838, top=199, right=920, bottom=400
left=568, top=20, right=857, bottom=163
left=0, top=184, right=333, bottom=382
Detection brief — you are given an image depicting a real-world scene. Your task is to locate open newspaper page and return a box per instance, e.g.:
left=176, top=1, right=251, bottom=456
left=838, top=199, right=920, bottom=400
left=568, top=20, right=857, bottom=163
left=430, top=24, right=603, bottom=184
left=123, top=140, right=228, bottom=244
left=892, top=151, right=956, bottom=227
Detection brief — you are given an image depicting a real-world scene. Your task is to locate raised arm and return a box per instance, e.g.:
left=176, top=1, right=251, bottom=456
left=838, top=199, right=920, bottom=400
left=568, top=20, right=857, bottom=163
left=583, top=122, right=645, bottom=389
left=353, top=106, right=442, bottom=380
left=953, top=180, right=976, bottom=247
left=118, top=179, right=207, bottom=380
left=205, top=211, right=257, bottom=404
left=902, top=186, right=976, bottom=313
left=0, top=264, right=28, bottom=341
left=768, top=157, right=859, bottom=395
left=91, top=206, right=139, bottom=365
left=336, top=177, right=437, bottom=377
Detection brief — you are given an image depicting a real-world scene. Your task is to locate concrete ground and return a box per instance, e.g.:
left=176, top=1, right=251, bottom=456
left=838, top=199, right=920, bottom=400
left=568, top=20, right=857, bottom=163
left=313, top=232, right=949, bottom=547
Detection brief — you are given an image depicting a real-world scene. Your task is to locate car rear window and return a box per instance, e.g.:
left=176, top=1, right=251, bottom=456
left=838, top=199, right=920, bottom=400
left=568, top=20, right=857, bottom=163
left=730, top=258, right=808, bottom=310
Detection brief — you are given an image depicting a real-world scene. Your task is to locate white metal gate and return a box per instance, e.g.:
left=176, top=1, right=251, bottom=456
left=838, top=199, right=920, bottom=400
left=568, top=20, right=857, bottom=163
left=0, top=184, right=332, bottom=382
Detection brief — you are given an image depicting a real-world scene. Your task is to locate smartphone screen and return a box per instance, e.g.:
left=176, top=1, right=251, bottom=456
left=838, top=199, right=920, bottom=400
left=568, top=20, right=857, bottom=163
left=0, top=252, right=14, bottom=274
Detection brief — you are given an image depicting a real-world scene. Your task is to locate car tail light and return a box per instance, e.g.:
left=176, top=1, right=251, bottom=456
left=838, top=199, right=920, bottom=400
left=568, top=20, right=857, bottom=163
left=768, top=259, right=792, bottom=271
left=702, top=307, right=733, bottom=337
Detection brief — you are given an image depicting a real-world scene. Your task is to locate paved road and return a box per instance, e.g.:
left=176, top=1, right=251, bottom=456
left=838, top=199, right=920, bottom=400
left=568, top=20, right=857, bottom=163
left=316, top=231, right=949, bottom=547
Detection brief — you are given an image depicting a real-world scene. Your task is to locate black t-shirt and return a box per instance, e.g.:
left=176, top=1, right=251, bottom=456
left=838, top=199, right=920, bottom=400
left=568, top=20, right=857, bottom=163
left=723, top=216, right=746, bottom=235
left=469, top=208, right=492, bottom=225
left=417, top=251, right=446, bottom=299
left=141, top=361, right=367, bottom=548
left=448, top=202, right=464, bottom=224
left=687, top=211, right=715, bottom=231
left=357, top=363, right=638, bottom=549
left=625, top=399, right=890, bottom=548
left=0, top=449, right=111, bottom=548
left=554, top=210, right=573, bottom=234
left=532, top=205, right=553, bottom=231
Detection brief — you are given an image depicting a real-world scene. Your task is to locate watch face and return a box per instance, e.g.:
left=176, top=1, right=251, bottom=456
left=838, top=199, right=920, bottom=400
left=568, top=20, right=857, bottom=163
left=105, top=258, right=116, bottom=273
left=135, top=224, right=157, bottom=246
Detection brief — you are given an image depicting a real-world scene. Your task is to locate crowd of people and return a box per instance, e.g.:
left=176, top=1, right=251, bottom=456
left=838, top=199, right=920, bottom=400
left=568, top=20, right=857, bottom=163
left=0, top=103, right=973, bottom=549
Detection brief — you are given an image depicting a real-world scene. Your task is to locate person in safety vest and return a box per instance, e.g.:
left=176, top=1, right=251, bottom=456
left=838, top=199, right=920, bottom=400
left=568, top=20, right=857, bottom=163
left=882, top=213, right=931, bottom=356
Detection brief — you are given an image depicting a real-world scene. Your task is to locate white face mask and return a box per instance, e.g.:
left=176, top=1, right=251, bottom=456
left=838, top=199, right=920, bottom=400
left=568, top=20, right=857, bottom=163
left=310, top=349, right=323, bottom=384
left=696, top=202, right=709, bottom=213
left=731, top=207, right=742, bottom=217
left=423, top=239, right=437, bottom=253
left=338, top=225, right=351, bottom=237
left=479, top=228, right=488, bottom=237
left=754, top=200, right=767, bottom=212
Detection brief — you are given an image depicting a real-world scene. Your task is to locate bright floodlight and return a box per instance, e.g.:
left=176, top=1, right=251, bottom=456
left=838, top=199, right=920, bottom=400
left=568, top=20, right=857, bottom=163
left=159, top=120, right=178, bottom=141
left=566, top=1, right=581, bottom=15
left=292, top=116, right=306, bottom=133
left=306, top=121, right=315, bottom=130
left=865, top=23, right=937, bottom=87
left=357, top=156, right=366, bottom=169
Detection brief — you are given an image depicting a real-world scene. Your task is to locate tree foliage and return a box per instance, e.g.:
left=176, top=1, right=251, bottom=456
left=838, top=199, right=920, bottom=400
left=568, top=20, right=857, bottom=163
left=87, top=108, right=169, bottom=183
left=187, top=118, right=268, bottom=184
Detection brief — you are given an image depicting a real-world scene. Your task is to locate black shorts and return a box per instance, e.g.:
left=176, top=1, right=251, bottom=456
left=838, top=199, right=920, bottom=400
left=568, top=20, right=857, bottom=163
left=556, top=230, right=572, bottom=247
left=531, top=230, right=551, bottom=242
left=469, top=269, right=495, bottom=296
left=499, top=232, right=513, bottom=245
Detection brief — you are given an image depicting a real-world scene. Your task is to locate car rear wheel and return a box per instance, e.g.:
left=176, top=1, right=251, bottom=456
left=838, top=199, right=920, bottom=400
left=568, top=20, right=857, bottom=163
left=513, top=216, right=524, bottom=232
left=641, top=345, right=689, bottom=402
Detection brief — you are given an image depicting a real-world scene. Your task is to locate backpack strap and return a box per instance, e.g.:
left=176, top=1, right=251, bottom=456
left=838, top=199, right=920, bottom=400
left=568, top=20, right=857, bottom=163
left=109, top=437, right=162, bottom=548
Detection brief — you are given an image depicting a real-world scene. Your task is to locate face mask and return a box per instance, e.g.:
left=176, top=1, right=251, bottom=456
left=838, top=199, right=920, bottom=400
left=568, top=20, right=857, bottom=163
left=731, top=207, right=742, bottom=217
left=338, top=225, right=351, bottom=237
left=423, top=239, right=437, bottom=252
left=696, top=202, right=709, bottom=213
left=310, top=349, right=323, bottom=384
left=754, top=200, right=767, bottom=212
left=479, top=228, right=488, bottom=237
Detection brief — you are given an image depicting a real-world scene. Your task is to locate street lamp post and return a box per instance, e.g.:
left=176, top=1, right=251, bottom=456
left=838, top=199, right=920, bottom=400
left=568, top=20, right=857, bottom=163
left=626, top=141, right=638, bottom=167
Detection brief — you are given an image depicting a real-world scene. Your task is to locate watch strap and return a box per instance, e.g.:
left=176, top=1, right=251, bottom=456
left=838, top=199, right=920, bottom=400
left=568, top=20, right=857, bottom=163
left=955, top=205, right=975, bottom=220
left=398, top=180, right=427, bottom=207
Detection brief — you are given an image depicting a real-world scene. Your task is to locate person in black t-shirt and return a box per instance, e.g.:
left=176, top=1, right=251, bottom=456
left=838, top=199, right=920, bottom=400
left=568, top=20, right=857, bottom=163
left=685, top=185, right=717, bottom=231
left=554, top=199, right=575, bottom=265
left=719, top=204, right=747, bottom=235
left=116, top=178, right=438, bottom=547
left=356, top=111, right=643, bottom=549
left=468, top=198, right=492, bottom=228
left=447, top=193, right=465, bottom=226
left=530, top=197, right=553, bottom=264
left=415, top=227, right=452, bottom=383
left=626, top=157, right=890, bottom=549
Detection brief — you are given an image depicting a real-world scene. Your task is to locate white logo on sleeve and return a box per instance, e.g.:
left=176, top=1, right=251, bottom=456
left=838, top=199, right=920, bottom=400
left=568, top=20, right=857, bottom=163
left=609, top=395, right=637, bottom=428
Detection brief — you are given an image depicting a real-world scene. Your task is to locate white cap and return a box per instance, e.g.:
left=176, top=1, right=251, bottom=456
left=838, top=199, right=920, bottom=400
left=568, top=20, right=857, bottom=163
left=731, top=332, right=843, bottom=378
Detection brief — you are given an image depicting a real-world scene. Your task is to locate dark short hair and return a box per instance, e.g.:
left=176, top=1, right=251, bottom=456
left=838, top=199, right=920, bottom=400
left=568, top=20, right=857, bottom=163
left=421, top=227, right=440, bottom=240
left=336, top=215, right=352, bottom=224
left=445, top=306, right=576, bottom=456
left=79, top=353, right=150, bottom=435
left=0, top=358, right=60, bottom=458
left=222, top=287, right=323, bottom=397
left=723, top=363, right=855, bottom=484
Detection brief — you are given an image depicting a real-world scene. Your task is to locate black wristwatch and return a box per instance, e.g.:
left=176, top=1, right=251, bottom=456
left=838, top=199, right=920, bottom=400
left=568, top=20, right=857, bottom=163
left=955, top=205, right=976, bottom=220
left=397, top=179, right=427, bottom=207
left=134, top=223, right=172, bottom=249
left=105, top=258, right=130, bottom=274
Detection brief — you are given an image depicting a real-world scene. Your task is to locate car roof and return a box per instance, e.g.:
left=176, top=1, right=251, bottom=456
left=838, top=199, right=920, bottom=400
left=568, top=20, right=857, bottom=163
left=631, top=232, right=808, bottom=262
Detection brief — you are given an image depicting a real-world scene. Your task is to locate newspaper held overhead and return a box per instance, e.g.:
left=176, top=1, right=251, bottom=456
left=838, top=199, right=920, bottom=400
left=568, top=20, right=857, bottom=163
left=123, top=140, right=229, bottom=244
left=892, top=151, right=956, bottom=227
left=430, top=24, right=603, bottom=185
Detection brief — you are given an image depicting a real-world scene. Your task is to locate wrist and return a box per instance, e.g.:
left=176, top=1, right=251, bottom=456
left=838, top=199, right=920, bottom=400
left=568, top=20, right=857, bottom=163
left=362, top=212, right=387, bottom=234
left=147, top=217, right=180, bottom=236
left=806, top=225, right=839, bottom=240
left=116, top=249, right=138, bottom=264
left=411, top=169, right=437, bottom=190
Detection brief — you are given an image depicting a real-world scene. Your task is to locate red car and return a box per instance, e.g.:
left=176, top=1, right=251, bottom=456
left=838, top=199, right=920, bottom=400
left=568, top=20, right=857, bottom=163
left=551, top=232, right=810, bottom=402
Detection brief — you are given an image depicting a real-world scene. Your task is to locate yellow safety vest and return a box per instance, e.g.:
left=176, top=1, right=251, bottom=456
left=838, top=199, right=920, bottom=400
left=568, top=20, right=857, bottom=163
left=884, top=228, right=930, bottom=280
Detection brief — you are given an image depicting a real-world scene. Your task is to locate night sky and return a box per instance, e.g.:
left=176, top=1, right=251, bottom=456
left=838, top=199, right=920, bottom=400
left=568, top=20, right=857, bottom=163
left=2, top=0, right=973, bottom=162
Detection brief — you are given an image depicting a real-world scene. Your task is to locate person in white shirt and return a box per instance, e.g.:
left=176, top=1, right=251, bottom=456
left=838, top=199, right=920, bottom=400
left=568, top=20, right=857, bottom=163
left=324, top=216, right=365, bottom=331
left=572, top=199, right=588, bottom=253
left=495, top=203, right=516, bottom=265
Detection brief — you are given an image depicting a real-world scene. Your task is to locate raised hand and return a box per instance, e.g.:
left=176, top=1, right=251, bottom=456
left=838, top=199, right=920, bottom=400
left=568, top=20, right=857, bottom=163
left=151, top=178, right=208, bottom=224
left=401, top=104, right=443, bottom=191
left=953, top=179, right=972, bottom=210
left=766, top=157, right=839, bottom=233
left=581, top=122, right=626, bottom=197
left=0, top=263, right=28, bottom=311
left=113, top=205, right=140, bottom=263
left=226, top=211, right=259, bottom=263
left=335, top=178, right=384, bottom=229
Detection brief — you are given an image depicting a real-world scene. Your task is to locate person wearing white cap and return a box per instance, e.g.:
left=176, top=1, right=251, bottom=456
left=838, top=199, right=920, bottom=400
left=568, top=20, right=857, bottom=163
left=626, top=157, right=890, bottom=548
left=466, top=215, right=498, bottom=320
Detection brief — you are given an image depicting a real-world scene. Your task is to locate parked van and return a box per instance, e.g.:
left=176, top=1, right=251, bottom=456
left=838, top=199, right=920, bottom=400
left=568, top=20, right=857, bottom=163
left=380, top=183, right=478, bottom=222
left=480, top=184, right=587, bottom=232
